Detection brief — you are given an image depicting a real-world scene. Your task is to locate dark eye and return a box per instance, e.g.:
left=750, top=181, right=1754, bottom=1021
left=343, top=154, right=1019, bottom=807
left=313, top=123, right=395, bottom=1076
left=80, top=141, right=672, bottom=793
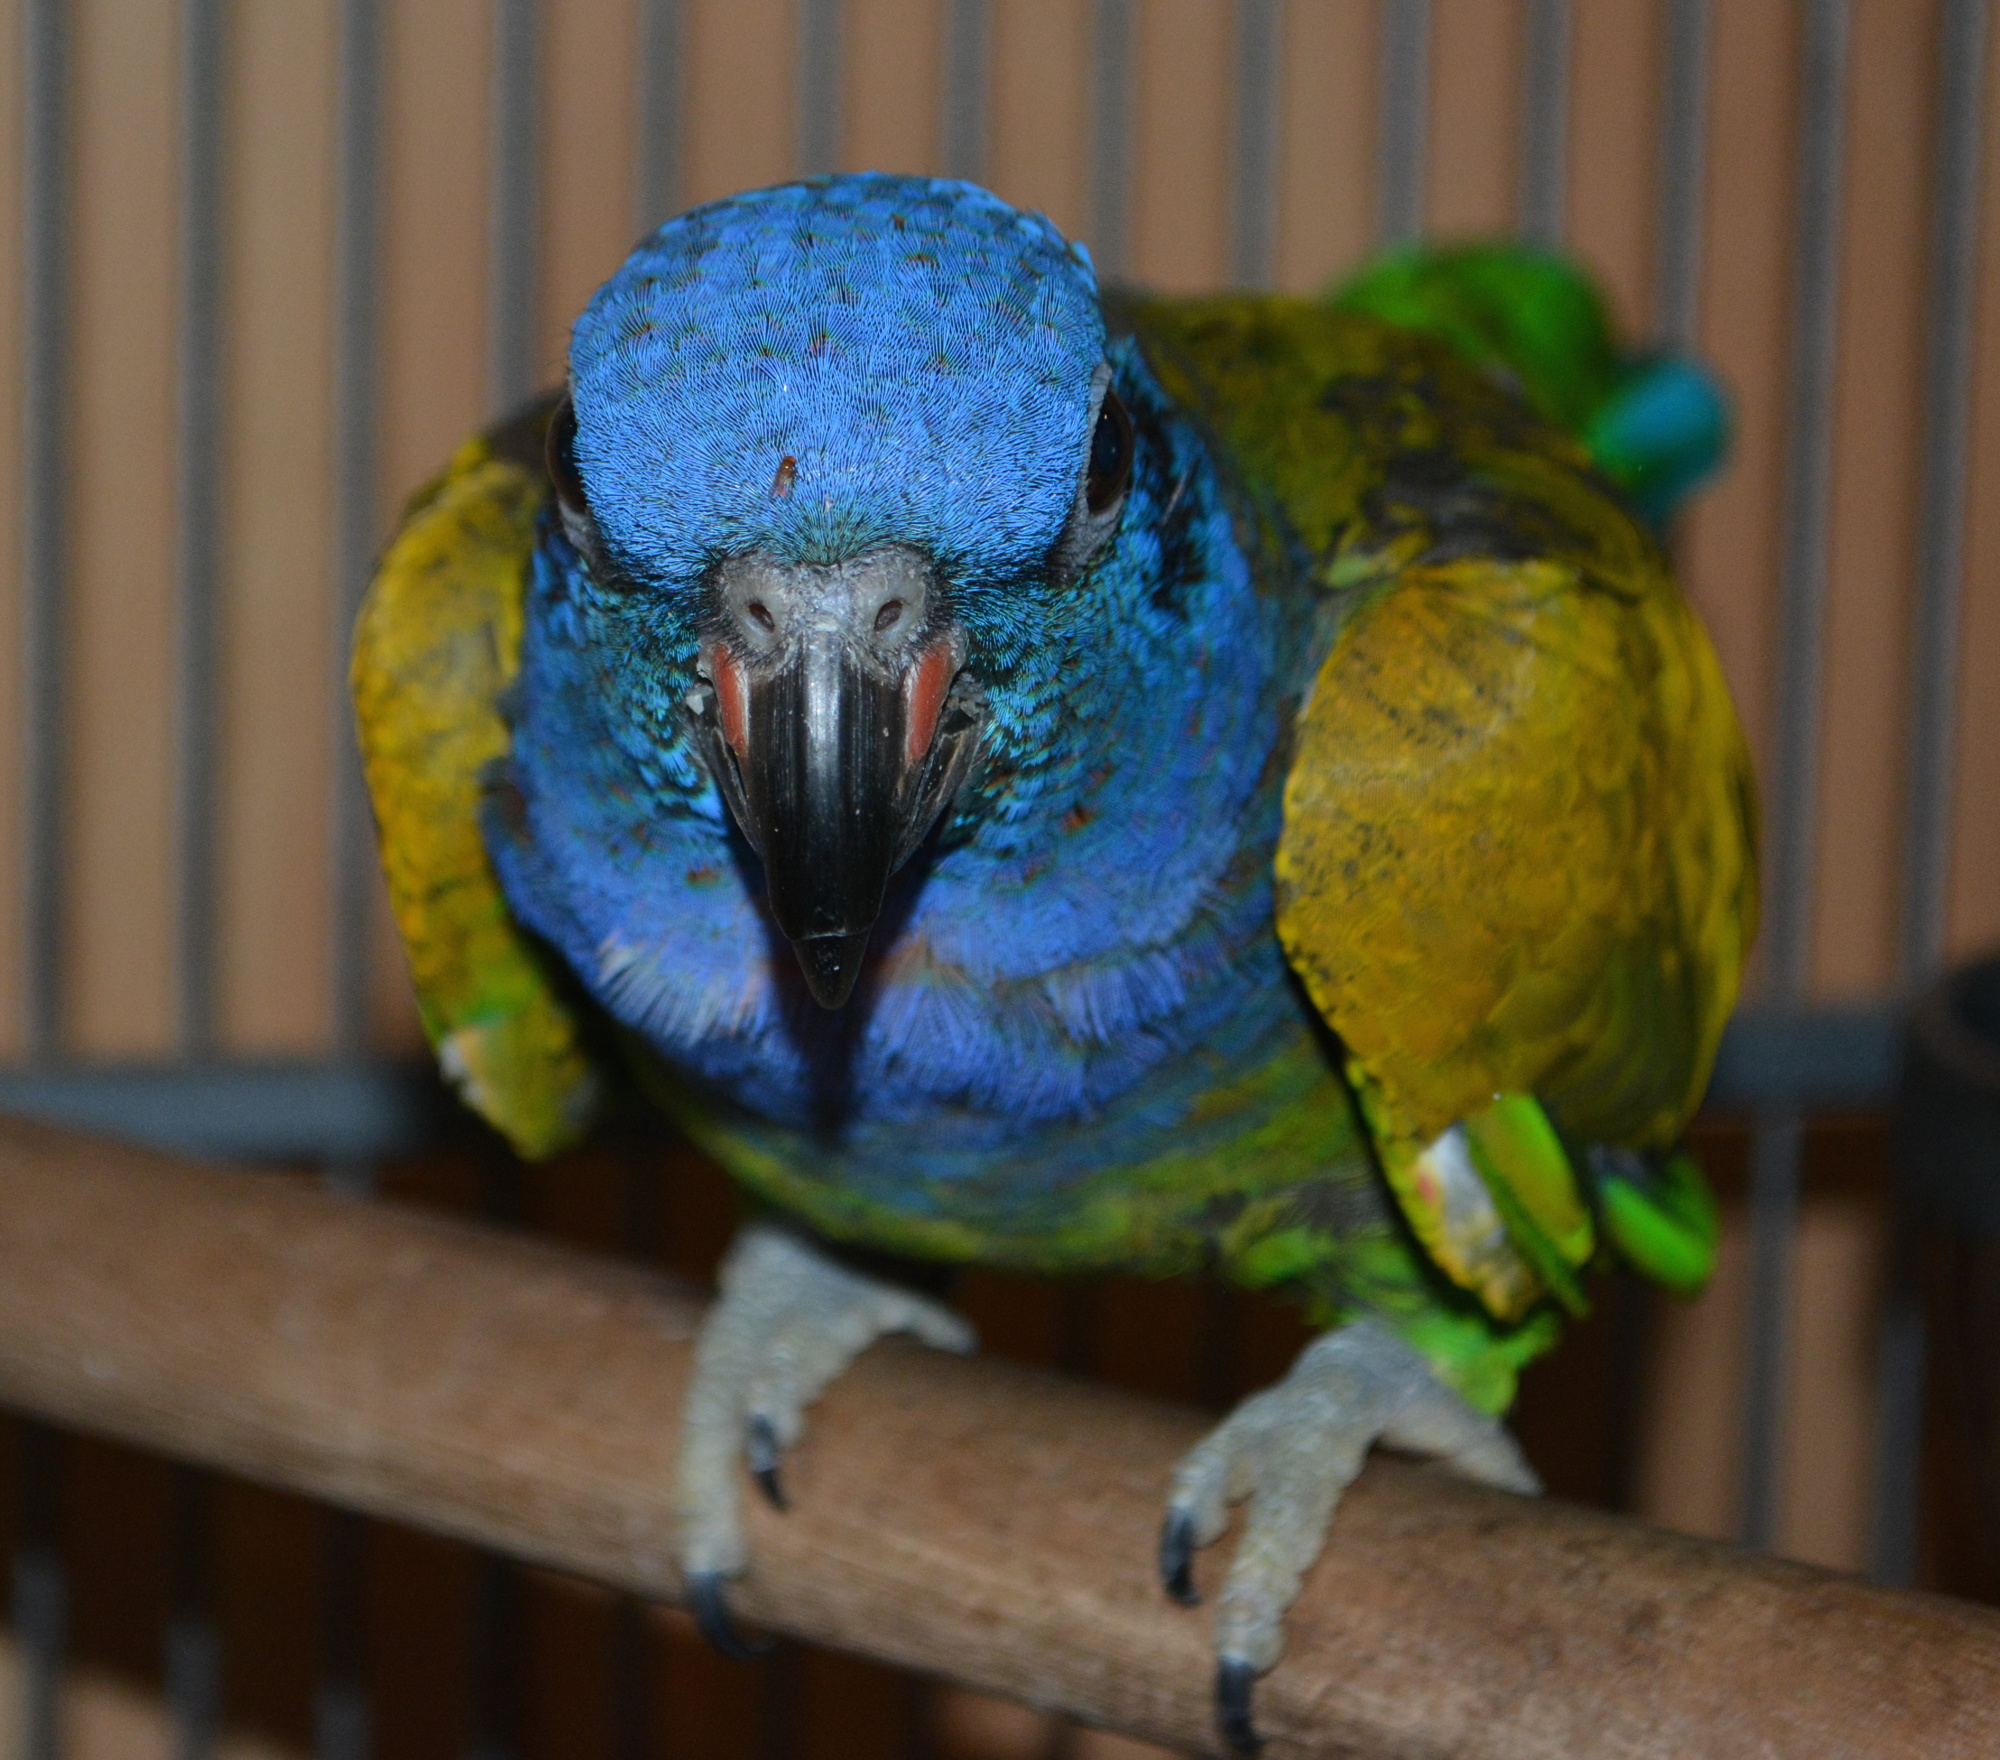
left=545, top=391, right=589, bottom=521
left=1085, top=388, right=1133, bottom=515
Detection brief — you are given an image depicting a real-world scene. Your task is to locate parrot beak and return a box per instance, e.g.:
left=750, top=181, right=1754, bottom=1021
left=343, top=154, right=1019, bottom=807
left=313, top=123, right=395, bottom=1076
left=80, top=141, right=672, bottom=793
left=682, top=547, right=986, bottom=1009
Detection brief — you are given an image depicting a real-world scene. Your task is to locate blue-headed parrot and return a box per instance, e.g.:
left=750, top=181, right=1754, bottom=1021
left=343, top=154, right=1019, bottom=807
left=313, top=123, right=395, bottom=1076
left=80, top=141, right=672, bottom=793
left=352, top=176, right=1754, bottom=1754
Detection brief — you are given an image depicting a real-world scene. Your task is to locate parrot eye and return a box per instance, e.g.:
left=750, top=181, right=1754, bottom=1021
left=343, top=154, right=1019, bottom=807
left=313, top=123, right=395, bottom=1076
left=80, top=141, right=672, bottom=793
left=546, top=392, right=590, bottom=522
left=1085, top=389, right=1133, bottom=515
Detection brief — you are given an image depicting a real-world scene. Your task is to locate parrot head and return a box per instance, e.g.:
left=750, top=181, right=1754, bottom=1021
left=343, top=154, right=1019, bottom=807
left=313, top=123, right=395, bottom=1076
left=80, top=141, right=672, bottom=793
left=551, top=173, right=1133, bottom=1008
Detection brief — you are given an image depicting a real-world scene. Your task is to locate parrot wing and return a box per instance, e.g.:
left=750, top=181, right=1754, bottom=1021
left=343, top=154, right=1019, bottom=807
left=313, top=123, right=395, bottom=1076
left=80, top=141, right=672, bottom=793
left=1127, top=294, right=1757, bottom=1323
left=351, top=402, right=607, bottom=1159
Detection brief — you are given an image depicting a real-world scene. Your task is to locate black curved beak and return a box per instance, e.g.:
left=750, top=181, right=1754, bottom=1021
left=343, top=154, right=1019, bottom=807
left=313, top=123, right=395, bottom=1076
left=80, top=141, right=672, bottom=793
left=682, top=547, right=986, bottom=1008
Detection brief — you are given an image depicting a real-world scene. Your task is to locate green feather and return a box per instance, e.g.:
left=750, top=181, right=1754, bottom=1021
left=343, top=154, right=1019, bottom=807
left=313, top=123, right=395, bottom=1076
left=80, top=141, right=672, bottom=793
left=1595, top=1149, right=1719, bottom=1295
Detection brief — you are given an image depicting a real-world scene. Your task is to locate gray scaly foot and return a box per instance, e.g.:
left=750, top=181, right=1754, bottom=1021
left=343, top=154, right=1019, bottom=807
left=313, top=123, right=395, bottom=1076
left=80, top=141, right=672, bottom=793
left=1158, top=1318, right=1539, bottom=1755
left=675, top=1220, right=976, bottom=1655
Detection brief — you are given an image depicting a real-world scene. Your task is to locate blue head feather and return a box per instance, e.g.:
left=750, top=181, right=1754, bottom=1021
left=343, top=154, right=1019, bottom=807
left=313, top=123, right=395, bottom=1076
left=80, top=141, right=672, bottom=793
left=491, top=174, right=1291, bottom=1171
left=569, top=172, right=1105, bottom=587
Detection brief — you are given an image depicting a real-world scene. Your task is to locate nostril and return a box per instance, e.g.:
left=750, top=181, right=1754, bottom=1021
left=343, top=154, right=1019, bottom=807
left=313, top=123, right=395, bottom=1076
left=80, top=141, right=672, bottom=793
left=747, top=600, right=776, bottom=633
left=875, top=600, right=903, bottom=633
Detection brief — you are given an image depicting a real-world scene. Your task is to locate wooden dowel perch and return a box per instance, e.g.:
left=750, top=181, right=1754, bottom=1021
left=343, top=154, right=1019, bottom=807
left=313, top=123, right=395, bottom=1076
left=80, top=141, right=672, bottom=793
left=0, top=1117, right=1993, bottom=1758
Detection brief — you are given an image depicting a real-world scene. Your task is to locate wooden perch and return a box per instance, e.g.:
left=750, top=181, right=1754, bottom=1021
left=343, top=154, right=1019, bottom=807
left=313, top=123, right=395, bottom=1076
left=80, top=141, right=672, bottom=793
left=0, top=1117, right=1992, bottom=1758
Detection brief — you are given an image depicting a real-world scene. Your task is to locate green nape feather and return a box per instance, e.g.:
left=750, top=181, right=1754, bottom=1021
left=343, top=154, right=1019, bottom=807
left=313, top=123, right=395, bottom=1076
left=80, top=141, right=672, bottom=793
left=1331, top=241, right=1730, bottom=524
left=1331, top=242, right=1619, bottom=435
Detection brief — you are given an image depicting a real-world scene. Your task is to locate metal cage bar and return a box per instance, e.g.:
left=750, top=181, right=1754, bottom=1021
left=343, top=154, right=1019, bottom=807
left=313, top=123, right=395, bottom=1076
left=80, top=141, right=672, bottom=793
left=1739, top=0, right=1854, bottom=1556
left=1088, top=0, right=1134, bottom=276
left=1518, top=0, right=1570, bottom=245
left=1378, top=0, right=1429, bottom=245
left=1872, top=0, right=1993, bottom=1589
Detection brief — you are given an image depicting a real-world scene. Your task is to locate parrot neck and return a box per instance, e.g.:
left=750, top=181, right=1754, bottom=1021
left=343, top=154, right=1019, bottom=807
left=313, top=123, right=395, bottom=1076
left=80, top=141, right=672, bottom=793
left=491, top=407, right=1296, bottom=1139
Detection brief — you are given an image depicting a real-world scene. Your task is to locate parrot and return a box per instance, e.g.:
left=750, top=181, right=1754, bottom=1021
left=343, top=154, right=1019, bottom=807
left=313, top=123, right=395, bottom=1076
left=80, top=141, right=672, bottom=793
left=351, top=174, right=1755, bottom=1755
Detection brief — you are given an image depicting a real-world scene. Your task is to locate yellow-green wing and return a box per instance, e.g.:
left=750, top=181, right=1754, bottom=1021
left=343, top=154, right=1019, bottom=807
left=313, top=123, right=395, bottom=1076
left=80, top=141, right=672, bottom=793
left=1127, top=294, right=1758, bottom=1321
left=351, top=420, right=605, bottom=1159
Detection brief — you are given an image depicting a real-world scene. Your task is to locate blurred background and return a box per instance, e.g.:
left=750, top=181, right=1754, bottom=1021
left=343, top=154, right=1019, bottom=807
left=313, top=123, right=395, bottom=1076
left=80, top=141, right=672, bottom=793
left=0, top=0, right=1994, bottom=1754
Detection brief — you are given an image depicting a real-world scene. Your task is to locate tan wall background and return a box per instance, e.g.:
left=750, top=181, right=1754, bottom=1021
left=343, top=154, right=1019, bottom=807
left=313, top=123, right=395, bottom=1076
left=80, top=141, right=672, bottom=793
left=0, top=0, right=1993, bottom=1058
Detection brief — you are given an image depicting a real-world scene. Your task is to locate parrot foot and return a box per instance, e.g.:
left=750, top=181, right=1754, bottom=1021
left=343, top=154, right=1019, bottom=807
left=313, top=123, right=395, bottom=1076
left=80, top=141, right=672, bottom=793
left=1160, top=1317, right=1539, bottom=1756
left=674, top=1219, right=977, bottom=1650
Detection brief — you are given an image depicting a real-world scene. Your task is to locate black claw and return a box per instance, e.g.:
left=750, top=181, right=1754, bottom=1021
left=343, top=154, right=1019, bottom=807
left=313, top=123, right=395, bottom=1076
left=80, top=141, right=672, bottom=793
left=747, top=1414, right=788, bottom=1511
left=1215, top=1658, right=1264, bottom=1758
left=1159, top=1508, right=1200, bottom=1606
left=688, top=1572, right=774, bottom=1662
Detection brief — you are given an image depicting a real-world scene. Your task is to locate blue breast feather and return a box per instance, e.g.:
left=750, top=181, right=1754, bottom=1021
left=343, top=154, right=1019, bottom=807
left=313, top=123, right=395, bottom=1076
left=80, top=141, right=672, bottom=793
left=485, top=173, right=1320, bottom=1199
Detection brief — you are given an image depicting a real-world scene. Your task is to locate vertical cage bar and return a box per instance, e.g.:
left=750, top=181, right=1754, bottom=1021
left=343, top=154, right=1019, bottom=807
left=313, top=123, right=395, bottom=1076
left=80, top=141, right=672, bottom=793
left=1231, top=0, right=1281, bottom=288
left=174, top=0, right=226, bottom=1058
left=1763, top=0, right=1849, bottom=1004
left=940, top=0, right=988, bottom=185
left=1378, top=0, right=1429, bottom=244
left=21, top=0, right=65, bottom=1061
left=315, top=1511, right=370, bottom=1760
left=1869, top=1216, right=1929, bottom=1585
left=1656, top=0, right=1712, bottom=349
left=1874, top=0, right=1991, bottom=1589
left=489, top=0, right=540, bottom=417
left=324, top=8, right=384, bottom=1752
left=635, top=0, right=682, bottom=235
left=796, top=0, right=842, bottom=179
left=14, top=1425, right=64, bottom=1760
left=467, top=1553, right=516, bottom=1760
left=1089, top=0, right=1134, bottom=275
left=166, top=1467, right=220, bottom=1760
left=330, top=0, right=381, bottom=1070
left=1739, top=1109, right=1805, bottom=1549
left=19, top=6, right=70, bottom=1745
left=1900, top=0, right=1989, bottom=986
left=1739, top=0, right=1852, bottom=1555
left=1518, top=0, right=1570, bottom=244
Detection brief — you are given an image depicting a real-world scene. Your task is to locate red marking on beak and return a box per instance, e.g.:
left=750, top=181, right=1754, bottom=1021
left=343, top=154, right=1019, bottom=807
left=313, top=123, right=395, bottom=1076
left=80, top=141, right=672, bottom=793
left=704, top=642, right=749, bottom=758
left=904, top=636, right=957, bottom=770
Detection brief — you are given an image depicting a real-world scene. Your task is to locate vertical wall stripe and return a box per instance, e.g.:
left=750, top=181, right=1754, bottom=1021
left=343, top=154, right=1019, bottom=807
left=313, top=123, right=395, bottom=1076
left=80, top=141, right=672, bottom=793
left=636, top=0, right=683, bottom=233
left=1231, top=0, right=1281, bottom=287
left=331, top=0, right=381, bottom=1061
left=1518, top=0, right=1570, bottom=243
left=1739, top=0, right=1852, bottom=1557
left=1901, top=0, right=1990, bottom=984
left=1378, top=0, right=1429, bottom=243
left=21, top=0, right=63, bottom=1060
left=175, top=0, right=225, bottom=1058
left=489, top=0, right=540, bottom=416
left=1656, top=0, right=1712, bottom=349
left=795, top=0, right=842, bottom=178
left=941, top=0, right=988, bottom=185
left=1089, top=0, right=1134, bottom=274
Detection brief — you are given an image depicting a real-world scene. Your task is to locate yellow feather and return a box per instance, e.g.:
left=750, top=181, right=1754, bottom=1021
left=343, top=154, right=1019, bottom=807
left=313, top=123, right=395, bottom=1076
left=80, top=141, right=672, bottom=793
left=350, top=435, right=603, bottom=1159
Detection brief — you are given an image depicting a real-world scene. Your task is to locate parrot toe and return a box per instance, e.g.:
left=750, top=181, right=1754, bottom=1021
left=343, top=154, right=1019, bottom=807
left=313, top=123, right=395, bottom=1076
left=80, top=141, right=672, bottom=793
left=747, top=1412, right=788, bottom=1511
left=1215, top=1656, right=1264, bottom=1757
left=674, top=1220, right=977, bottom=1656
left=1158, top=1506, right=1201, bottom=1605
left=1162, top=1318, right=1538, bottom=1748
left=687, top=1571, right=774, bottom=1662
